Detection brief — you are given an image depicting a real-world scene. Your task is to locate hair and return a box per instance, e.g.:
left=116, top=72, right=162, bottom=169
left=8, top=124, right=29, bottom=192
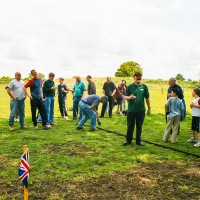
left=169, top=77, right=176, bottom=83
left=171, top=88, right=180, bottom=96
left=49, top=72, right=55, bottom=77
left=86, top=75, right=92, bottom=79
left=193, top=88, right=200, bottom=97
left=31, top=69, right=36, bottom=75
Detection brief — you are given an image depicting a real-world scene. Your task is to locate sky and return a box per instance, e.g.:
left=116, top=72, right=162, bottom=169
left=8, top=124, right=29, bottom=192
left=0, top=0, right=200, bottom=80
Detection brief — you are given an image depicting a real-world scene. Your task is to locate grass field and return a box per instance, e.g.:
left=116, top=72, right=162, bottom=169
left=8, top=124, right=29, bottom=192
left=0, top=78, right=199, bottom=200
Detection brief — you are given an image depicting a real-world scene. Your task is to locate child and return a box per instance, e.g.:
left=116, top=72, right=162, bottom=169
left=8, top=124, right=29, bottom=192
left=187, top=88, right=200, bottom=147
left=163, top=88, right=184, bottom=143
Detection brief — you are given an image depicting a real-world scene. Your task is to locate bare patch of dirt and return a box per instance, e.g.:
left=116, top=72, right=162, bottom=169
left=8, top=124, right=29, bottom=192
left=42, top=142, right=98, bottom=157
left=1, top=160, right=200, bottom=200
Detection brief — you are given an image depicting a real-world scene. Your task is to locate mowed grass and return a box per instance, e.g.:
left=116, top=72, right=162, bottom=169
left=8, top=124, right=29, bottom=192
left=0, top=78, right=198, bottom=199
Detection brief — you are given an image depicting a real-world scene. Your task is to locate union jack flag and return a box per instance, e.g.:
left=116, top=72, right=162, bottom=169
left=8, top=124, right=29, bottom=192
left=18, top=149, right=30, bottom=188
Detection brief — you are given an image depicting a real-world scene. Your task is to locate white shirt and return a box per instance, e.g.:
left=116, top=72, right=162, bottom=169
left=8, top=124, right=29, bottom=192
left=8, top=79, right=25, bottom=100
left=192, top=97, right=200, bottom=117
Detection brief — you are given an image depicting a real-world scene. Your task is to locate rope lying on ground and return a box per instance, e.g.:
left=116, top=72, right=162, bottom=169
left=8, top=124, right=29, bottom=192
left=95, top=126, right=200, bottom=158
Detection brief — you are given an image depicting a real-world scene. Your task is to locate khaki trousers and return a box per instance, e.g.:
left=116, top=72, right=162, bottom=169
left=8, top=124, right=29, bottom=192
left=163, top=116, right=180, bottom=143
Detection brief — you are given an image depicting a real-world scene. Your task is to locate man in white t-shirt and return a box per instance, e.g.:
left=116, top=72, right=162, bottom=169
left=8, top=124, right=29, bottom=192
left=7, top=72, right=27, bottom=131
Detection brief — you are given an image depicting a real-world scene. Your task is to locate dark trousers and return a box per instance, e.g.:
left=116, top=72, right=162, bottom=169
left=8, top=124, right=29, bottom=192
left=58, top=97, right=68, bottom=117
left=100, top=96, right=114, bottom=117
left=126, top=111, right=145, bottom=144
left=31, top=98, right=47, bottom=126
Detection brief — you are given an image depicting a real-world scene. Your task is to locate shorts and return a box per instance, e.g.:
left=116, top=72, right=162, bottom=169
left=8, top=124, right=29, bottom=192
left=191, top=116, right=200, bottom=132
left=116, top=98, right=122, bottom=105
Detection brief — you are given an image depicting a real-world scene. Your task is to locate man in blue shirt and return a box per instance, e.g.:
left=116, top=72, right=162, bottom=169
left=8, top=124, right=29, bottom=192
left=72, top=76, right=86, bottom=120
left=76, top=95, right=108, bottom=131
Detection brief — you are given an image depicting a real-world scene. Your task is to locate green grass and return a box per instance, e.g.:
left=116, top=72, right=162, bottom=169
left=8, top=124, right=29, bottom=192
left=0, top=79, right=198, bottom=199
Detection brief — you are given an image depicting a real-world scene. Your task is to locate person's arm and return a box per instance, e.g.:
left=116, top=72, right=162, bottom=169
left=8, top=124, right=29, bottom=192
left=165, top=104, right=168, bottom=113
left=111, top=88, right=116, bottom=96
left=23, top=87, right=32, bottom=99
left=7, top=88, right=16, bottom=100
left=82, top=90, right=86, bottom=98
left=146, top=98, right=151, bottom=114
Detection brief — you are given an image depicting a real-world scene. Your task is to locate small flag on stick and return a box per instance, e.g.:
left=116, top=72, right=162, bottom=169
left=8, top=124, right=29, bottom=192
left=18, top=145, right=30, bottom=200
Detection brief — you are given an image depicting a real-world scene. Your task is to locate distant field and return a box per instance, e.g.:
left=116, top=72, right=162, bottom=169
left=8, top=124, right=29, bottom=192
left=0, top=77, right=194, bottom=119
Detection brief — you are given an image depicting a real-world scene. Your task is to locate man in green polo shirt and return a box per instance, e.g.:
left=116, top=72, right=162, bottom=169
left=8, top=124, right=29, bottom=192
left=122, top=72, right=151, bottom=146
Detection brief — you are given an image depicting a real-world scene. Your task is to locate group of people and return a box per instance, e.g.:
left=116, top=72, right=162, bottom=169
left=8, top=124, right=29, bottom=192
left=6, top=70, right=200, bottom=148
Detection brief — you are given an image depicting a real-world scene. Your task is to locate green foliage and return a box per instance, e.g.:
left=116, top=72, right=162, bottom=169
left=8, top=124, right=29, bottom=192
left=0, top=76, right=13, bottom=83
left=175, top=74, right=185, bottom=81
left=115, top=61, right=142, bottom=77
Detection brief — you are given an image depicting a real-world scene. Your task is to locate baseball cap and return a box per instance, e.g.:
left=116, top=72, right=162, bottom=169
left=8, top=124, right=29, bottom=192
left=102, top=95, right=108, bottom=102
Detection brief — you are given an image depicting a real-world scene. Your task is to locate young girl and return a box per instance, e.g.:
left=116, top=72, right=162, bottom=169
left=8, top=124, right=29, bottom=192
left=163, top=88, right=184, bottom=143
left=187, top=88, right=200, bottom=147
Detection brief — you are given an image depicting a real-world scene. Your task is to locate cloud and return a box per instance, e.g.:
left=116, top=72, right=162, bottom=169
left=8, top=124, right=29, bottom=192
left=0, top=0, right=199, bottom=80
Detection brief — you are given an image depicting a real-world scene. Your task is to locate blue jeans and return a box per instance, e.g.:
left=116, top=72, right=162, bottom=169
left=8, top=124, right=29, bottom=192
left=73, top=96, right=82, bottom=119
left=45, top=96, right=55, bottom=124
left=78, top=101, right=96, bottom=128
left=8, top=99, right=25, bottom=126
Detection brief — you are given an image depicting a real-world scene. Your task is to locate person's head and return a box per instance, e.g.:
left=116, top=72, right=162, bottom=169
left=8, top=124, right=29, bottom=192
left=134, top=72, right=142, bottom=85
left=15, top=72, right=21, bottom=81
left=121, top=79, right=126, bottom=85
left=59, top=77, right=64, bottom=83
left=49, top=72, right=55, bottom=81
left=86, top=75, right=92, bottom=82
left=76, top=76, right=81, bottom=82
left=192, top=88, right=200, bottom=97
left=171, top=88, right=179, bottom=97
left=121, top=81, right=125, bottom=86
left=168, top=77, right=176, bottom=87
left=31, top=69, right=38, bottom=79
left=106, top=76, right=111, bottom=82
left=101, top=95, right=108, bottom=104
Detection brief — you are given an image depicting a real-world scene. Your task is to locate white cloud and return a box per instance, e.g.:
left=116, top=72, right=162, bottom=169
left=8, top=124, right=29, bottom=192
left=0, top=0, right=199, bottom=80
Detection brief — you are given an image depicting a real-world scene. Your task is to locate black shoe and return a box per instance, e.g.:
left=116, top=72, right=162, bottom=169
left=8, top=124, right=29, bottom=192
left=109, top=116, right=112, bottom=118
left=76, top=126, right=83, bottom=130
left=136, top=142, right=145, bottom=146
left=122, top=141, right=131, bottom=146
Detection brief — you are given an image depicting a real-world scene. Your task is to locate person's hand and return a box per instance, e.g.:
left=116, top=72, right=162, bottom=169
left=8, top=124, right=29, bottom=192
left=190, top=103, right=194, bottom=108
left=28, top=95, right=33, bottom=100
left=147, top=107, right=151, bottom=115
left=42, top=97, right=45, bottom=102
left=13, top=97, right=17, bottom=101
left=51, top=86, right=56, bottom=90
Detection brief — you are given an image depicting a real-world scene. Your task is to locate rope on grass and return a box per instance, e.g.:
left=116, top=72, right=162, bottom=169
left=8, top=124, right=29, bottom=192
left=96, top=126, right=200, bottom=159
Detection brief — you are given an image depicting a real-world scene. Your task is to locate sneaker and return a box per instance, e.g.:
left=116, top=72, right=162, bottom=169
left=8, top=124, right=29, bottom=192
left=9, top=125, right=15, bottom=131
left=34, top=126, right=38, bottom=130
left=122, top=141, right=131, bottom=146
left=187, top=137, right=197, bottom=143
left=119, top=112, right=123, bottom=116
left=90, top=128, right=98, bottom=131
left=194, top=140, right=200, bottom=147
left=20, top=125, right=28, bottom=129
left=76, top=126, right=83, bottom=130
left=43, top=125, right=52, bottom=130
left=64, top=116, right=69, bottom=120
left=50, top=122, right=57, bottom=126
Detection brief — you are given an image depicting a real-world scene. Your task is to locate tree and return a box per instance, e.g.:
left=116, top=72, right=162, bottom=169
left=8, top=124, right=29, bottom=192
left=175, top=74, right=185, bottom=81
left=115, top=61, right=142, bottom=77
